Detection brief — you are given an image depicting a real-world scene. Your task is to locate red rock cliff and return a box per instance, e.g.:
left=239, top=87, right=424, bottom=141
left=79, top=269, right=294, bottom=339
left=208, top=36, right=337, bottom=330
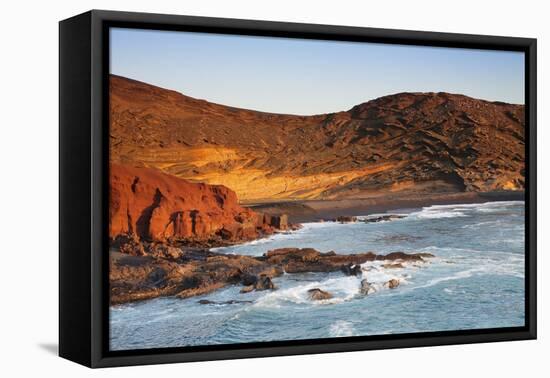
left=110, top=163, right=283, bottom=243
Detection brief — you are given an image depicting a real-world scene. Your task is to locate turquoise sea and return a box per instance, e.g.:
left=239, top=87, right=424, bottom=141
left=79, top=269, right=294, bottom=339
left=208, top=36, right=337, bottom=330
left=110, top=201, right=525, bottom=350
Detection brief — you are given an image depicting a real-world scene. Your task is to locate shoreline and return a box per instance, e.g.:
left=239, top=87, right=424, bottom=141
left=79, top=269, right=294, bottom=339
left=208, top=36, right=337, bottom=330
left=247, top=191, right=524, bottom=223
left=109, top=192, right=524, bottom=305
left=110, top=248, right=434, bottom=305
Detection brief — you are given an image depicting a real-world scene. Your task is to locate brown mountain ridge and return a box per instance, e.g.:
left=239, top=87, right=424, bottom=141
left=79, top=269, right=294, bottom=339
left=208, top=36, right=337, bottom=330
left=110, top=75, right=525, bottom=202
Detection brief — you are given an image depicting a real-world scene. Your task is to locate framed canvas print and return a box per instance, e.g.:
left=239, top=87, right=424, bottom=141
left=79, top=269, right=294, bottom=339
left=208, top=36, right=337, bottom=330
left=59, top=10, right=537, bottom=368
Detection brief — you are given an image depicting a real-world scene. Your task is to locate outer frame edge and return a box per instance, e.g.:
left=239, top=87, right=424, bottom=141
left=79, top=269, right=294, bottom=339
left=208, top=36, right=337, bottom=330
left=79, top=9, right=537, bottom=368
left=59, top=11, right=94, bottom=368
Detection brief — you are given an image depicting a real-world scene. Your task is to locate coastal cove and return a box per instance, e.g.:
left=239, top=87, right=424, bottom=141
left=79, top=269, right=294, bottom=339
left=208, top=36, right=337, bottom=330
left=110, top=200, right=525, bottom=350
left=107, top=72, right=527, bottom=352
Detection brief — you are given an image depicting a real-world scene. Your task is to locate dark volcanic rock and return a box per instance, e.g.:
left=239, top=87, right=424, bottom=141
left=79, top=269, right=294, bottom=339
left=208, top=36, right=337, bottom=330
left=263, top=248, right=433, bottom=275
left=148, top=244, right=183, bottom=260
left=198, top=299, right=253, bottom=305
left=239, top=274, right=277, bottom=293
left=114, top=234, right=146, bottom=256
left=375, top=251, right=434, bottom=261
left=255, top=275, right=276, bottom=291
left=386, top=279, right=400, bottom=289
left=341, top=263, right=363, bottom=277
left=119, top=240, right=146, bottom=256
left=336, top=216, right=357, bottom=223
left=240, top=273, right=259, bottom=286
left=110, top=247, right=433, bottom=304
left=362, top=214, right=405, bottom=223
left=307, top=288, right=333, bottom=300
left=264, top=214, right=289, bottom=230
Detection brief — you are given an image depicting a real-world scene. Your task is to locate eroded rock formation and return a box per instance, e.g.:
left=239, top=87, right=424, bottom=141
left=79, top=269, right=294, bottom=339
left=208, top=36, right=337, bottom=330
left=308, top=288, right=333, bottom=300
left=110, top=247, right=434, bottom=304
left=110, top=163, right=287, bottom=243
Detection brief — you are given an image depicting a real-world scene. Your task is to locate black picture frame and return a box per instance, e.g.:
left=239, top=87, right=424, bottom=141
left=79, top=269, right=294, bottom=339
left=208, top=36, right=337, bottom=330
left=59, top=9, right=537, bottom=368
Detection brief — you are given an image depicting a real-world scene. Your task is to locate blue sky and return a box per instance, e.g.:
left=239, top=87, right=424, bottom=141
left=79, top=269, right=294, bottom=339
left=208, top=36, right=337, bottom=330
left=110, top=28, right=525, bottom=115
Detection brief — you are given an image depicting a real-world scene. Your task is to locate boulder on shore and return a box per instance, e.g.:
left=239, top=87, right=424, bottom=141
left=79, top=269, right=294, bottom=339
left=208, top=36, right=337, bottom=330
left=362, top=214, right=405, bottom=223
left=110, top=246, right=432, bottom=304
left=307, top=288, right=333, bottom=300
left=255, top=275, right=276, bottom=291
left=386, top=278, right=400, bottom=289
left=375, top=251, right=434, bottom=262
left=341, top=263, right=363, bottom=277
left=114, top=234, right=146, bottom=256
left=239, top=274, right=276, bottom=293
left=268, top=214, right=289, bottom=230
left=336, top=216, right=357, bottom=223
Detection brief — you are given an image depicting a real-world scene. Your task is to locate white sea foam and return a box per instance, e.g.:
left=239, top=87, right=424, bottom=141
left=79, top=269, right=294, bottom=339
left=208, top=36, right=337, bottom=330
left=359, top=260, right=415, bottom=293
left=410, top=256, right=524, bottom=292
left=473, top=201, right=524, bottom=212
left=461, top=220, right=505, bottom=229
left=409, top=209, right=466, bottom=219
left=300, top=221, right=346, bottom=229
left=468, top=257, right=525, bottom=278
left=408, top=201, right=524, bottom=220
left=411, top=268, right=479, bottom=290
left=253, top=276, right=362, bottom=308
left=329, top=321, right=355, bottom=337
left=424, top=201, right=523, bottom=211
left=419, top=245, right=521, bottom=258
left=211, top=228, right=305, bottom=254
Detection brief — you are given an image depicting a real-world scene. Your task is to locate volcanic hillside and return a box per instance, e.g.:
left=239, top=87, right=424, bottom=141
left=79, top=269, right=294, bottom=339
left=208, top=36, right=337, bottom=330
left=110, top=75, right=525, bottom=202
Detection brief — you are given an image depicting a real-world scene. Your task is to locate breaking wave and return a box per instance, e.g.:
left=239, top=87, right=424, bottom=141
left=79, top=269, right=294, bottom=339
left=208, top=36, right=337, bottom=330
left=408, top=201, right=523, bottom=220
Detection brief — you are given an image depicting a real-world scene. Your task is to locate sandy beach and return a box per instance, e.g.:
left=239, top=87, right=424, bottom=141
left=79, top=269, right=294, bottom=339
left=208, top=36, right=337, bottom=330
left=247, top=191, right=525, bottom=223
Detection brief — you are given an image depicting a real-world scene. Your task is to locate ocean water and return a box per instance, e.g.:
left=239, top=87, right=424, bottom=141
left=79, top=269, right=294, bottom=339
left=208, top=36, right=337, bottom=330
left=110, top=201, right=525, bottom=350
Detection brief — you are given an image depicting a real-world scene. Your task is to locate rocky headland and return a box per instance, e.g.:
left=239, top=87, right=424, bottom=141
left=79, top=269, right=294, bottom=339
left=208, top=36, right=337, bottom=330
left=110, top=246, right=434, bottom=305
left=108, top=162, right=437, bottom=305
left=110, top=163, right=295, bottom=247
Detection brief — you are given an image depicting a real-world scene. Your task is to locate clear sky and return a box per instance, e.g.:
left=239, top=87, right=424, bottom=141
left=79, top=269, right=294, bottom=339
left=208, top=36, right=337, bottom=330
left=110, top=27, right=525, bottom=115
